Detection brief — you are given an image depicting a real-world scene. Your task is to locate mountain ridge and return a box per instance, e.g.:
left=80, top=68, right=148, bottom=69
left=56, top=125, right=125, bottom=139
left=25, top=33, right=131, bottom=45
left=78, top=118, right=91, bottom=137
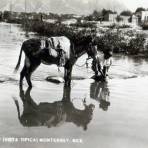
left=0, top=0, right=127, bottom=14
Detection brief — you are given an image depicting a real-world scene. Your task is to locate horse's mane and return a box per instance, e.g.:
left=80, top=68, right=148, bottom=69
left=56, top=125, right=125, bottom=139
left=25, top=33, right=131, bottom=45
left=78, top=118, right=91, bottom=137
left=24, top=38, right=41, bottom=49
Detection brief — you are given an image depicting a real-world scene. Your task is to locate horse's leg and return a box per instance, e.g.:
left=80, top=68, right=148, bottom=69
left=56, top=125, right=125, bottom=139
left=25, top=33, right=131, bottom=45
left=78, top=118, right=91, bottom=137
left=20, top=65, right=27, bottom=89
left=25, top=68, right=32, bottom=88
left=67, top=66, right=73, bottom=86
left=64, top=68, right=72, bottom=86
left=103, top=66, right=106, bottom=77
left=64, top=68, right=67, bottom=84
left=64, top=60, right=73, bottom=86
left=25, top=57, right=41, bottom=88
left=25, top=62, right=41, bottom=88
left=92, top=59, right=98, bottom=76
left=64, top=68, right=70, bottom=87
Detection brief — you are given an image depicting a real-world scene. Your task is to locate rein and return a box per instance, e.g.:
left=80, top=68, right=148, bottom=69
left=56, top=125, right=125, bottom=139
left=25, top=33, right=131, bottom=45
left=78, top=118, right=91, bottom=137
left=75, top=62, right=87, bottom=67
left=75, top=57, right=91, bottom=68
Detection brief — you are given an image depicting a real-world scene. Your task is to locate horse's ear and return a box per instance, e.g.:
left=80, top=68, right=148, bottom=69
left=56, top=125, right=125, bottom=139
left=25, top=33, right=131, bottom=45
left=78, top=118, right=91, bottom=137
left=45, top=40, right=49, bottom=48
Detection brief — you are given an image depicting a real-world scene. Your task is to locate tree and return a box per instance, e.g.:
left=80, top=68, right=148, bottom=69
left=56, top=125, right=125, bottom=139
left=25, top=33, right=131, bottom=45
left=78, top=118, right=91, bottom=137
left=120, top=10, right=132, bottom=16
left=84, top=10, right=102, bottom=21
left=92, top=10, right=102, bottom=21
left=101, top=9, right=114, bottom=16
left=116, top=15, right=123, bottom=22
left=3, top=11, right=11, bottom=20
left=101, top=9, right=117, bottom=21
left=84, top=15, right=93, bottom=21
left=135, top=7, right=145, bottom=13
left=0, top=12, right=3, bottom=21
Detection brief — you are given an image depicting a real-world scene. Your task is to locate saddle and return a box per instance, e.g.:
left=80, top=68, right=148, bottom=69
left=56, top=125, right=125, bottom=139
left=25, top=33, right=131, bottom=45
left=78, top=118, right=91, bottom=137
left=41, top=39, right=66, bottom=67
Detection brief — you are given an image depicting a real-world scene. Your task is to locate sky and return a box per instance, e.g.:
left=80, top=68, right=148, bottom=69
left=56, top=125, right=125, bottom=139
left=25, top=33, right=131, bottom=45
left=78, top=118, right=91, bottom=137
left=116, top=0, right=148, bottom=12
left=0, top=0, right=147, bottom=14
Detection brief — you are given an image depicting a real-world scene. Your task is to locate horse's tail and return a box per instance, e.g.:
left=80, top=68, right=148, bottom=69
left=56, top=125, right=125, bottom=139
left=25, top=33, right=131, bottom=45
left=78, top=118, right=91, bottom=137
left=14, top=46, right=23, bottom=73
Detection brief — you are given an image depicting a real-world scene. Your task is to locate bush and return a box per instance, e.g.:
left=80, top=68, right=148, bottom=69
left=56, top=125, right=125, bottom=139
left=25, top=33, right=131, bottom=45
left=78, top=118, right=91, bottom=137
left=23, top=20, right=96, bottom=45
left=127, top=34, right=145, bottom=54
left=105, top=24, right=131, bottom=29
left=96, top=29, right=125, bottom=53
left=118, top=24, right=131, bottom=29
left=70, top=21, right=96, bottom=28
left=96, top=29, right=146, bottom=55
left=22, top=19, right=146, bottom=55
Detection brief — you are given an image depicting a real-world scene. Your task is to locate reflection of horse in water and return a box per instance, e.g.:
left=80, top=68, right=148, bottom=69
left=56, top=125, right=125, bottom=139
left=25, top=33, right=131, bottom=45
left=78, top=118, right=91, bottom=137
left=13, top=86, right=95, bottom=130
left=90, top=80, right=110, bottom=111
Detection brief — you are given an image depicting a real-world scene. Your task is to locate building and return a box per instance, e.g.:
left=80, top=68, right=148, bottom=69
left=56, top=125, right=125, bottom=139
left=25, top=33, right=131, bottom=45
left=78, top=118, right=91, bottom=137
left=62, top=19, right=77, bottom=25
left=140, top=11, right=148, bottom=29
left=141, top=11, right=148, bottom=22
left=120, top=15, right=130, bottom=24
left=109, top=13, right=118, bottom=22
left=131, top=14, right=138, bottom=25
left=104, top=13, right=117, bottom=22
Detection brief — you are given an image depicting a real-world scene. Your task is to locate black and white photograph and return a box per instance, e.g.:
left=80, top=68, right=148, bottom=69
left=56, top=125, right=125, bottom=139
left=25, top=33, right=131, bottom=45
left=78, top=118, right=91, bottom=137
left=0, top=0, right=148, bottom=148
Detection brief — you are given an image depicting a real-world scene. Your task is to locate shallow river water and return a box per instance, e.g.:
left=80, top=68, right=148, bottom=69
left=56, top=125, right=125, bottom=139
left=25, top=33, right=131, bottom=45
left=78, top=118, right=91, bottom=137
left=0, top=22, right=148, bottom=148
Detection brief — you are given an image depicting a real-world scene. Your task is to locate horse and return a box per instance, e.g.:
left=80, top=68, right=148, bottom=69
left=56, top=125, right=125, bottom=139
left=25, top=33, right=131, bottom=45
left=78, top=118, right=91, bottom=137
left=14, top=35, right=103, bottom=88
left=13, top=86, right=95, bottom=130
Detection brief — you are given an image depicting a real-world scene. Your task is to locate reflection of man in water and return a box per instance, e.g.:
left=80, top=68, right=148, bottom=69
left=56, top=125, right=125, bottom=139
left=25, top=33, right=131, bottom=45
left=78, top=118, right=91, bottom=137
left=90, top=81, right=110, bottom=111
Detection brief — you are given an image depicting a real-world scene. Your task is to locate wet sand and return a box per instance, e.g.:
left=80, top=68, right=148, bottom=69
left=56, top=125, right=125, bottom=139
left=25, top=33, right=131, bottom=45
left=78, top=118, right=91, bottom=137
left=0, top=23, right=148, bottom=148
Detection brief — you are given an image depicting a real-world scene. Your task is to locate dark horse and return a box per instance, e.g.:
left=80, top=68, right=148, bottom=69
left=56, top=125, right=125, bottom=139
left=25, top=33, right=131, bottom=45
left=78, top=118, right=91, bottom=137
left=14, top=36, right=103, bottom=88
left=13, top=86, right=95, bottom=130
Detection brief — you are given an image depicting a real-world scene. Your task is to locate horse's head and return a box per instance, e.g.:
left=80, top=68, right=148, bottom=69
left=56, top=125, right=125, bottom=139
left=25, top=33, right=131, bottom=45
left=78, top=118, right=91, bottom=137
left=83, top=35, right=98, bottom=58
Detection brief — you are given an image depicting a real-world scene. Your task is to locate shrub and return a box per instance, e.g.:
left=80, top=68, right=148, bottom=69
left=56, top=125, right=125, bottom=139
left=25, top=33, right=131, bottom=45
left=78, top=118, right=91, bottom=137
left=127, top=34, right=146, bottom=54
left=96, top=29, right=146, bottom=55
left=69, top=21, right=96, bottom=28
left=22, top=19, right=146, bottom=55
left=23, top=20, right=96, bottom=44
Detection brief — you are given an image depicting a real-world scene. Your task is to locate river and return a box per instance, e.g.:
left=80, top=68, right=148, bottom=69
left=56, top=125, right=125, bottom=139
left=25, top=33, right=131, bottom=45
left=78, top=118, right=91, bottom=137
left=0, top=22, right=148, bottom=148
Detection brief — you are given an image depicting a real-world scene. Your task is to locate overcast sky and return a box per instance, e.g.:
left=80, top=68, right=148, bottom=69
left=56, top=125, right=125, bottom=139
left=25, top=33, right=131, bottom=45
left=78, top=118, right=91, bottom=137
left=116, top=0, right=148, bottom=11
left=0, top=0, right=147, bottom=14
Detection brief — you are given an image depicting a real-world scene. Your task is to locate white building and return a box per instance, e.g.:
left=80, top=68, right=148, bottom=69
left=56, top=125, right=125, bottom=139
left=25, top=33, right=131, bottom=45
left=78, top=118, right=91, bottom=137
left=108, top=14, right=117, bottom=22
left=104, top=13, right=117, bottom=22
left=131, top=15, right=138, bottom=25
left=62, top=19, right=77, bottom=25
left=141, top=11, right=148, bottom=22
left=120, top=15, right=130, bottom=24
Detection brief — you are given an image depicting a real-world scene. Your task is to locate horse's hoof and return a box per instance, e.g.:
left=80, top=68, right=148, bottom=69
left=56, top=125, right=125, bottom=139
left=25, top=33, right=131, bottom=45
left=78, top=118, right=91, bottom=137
left=91, top=75, right=103, bottom=81
left=64, top=82, right=71, bottom=87
left=28, top=85, right=32, bottom=88
left=19, top=83, right=23, bottom=89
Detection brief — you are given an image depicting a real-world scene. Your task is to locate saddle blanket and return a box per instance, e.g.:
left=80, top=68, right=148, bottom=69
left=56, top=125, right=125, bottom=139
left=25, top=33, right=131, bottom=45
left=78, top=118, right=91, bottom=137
left=47, top=36, right=71, bottom=59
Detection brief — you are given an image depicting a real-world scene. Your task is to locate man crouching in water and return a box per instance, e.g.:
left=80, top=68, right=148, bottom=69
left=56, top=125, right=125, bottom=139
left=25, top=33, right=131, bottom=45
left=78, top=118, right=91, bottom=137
left=91, top=49, right=112, bottom=81
left=102, top=51, right=113, bottom=78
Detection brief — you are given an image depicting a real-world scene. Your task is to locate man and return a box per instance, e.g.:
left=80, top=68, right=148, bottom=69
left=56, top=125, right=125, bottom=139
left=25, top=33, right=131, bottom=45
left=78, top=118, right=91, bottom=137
left=102, top=51, right=113, bottom=77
